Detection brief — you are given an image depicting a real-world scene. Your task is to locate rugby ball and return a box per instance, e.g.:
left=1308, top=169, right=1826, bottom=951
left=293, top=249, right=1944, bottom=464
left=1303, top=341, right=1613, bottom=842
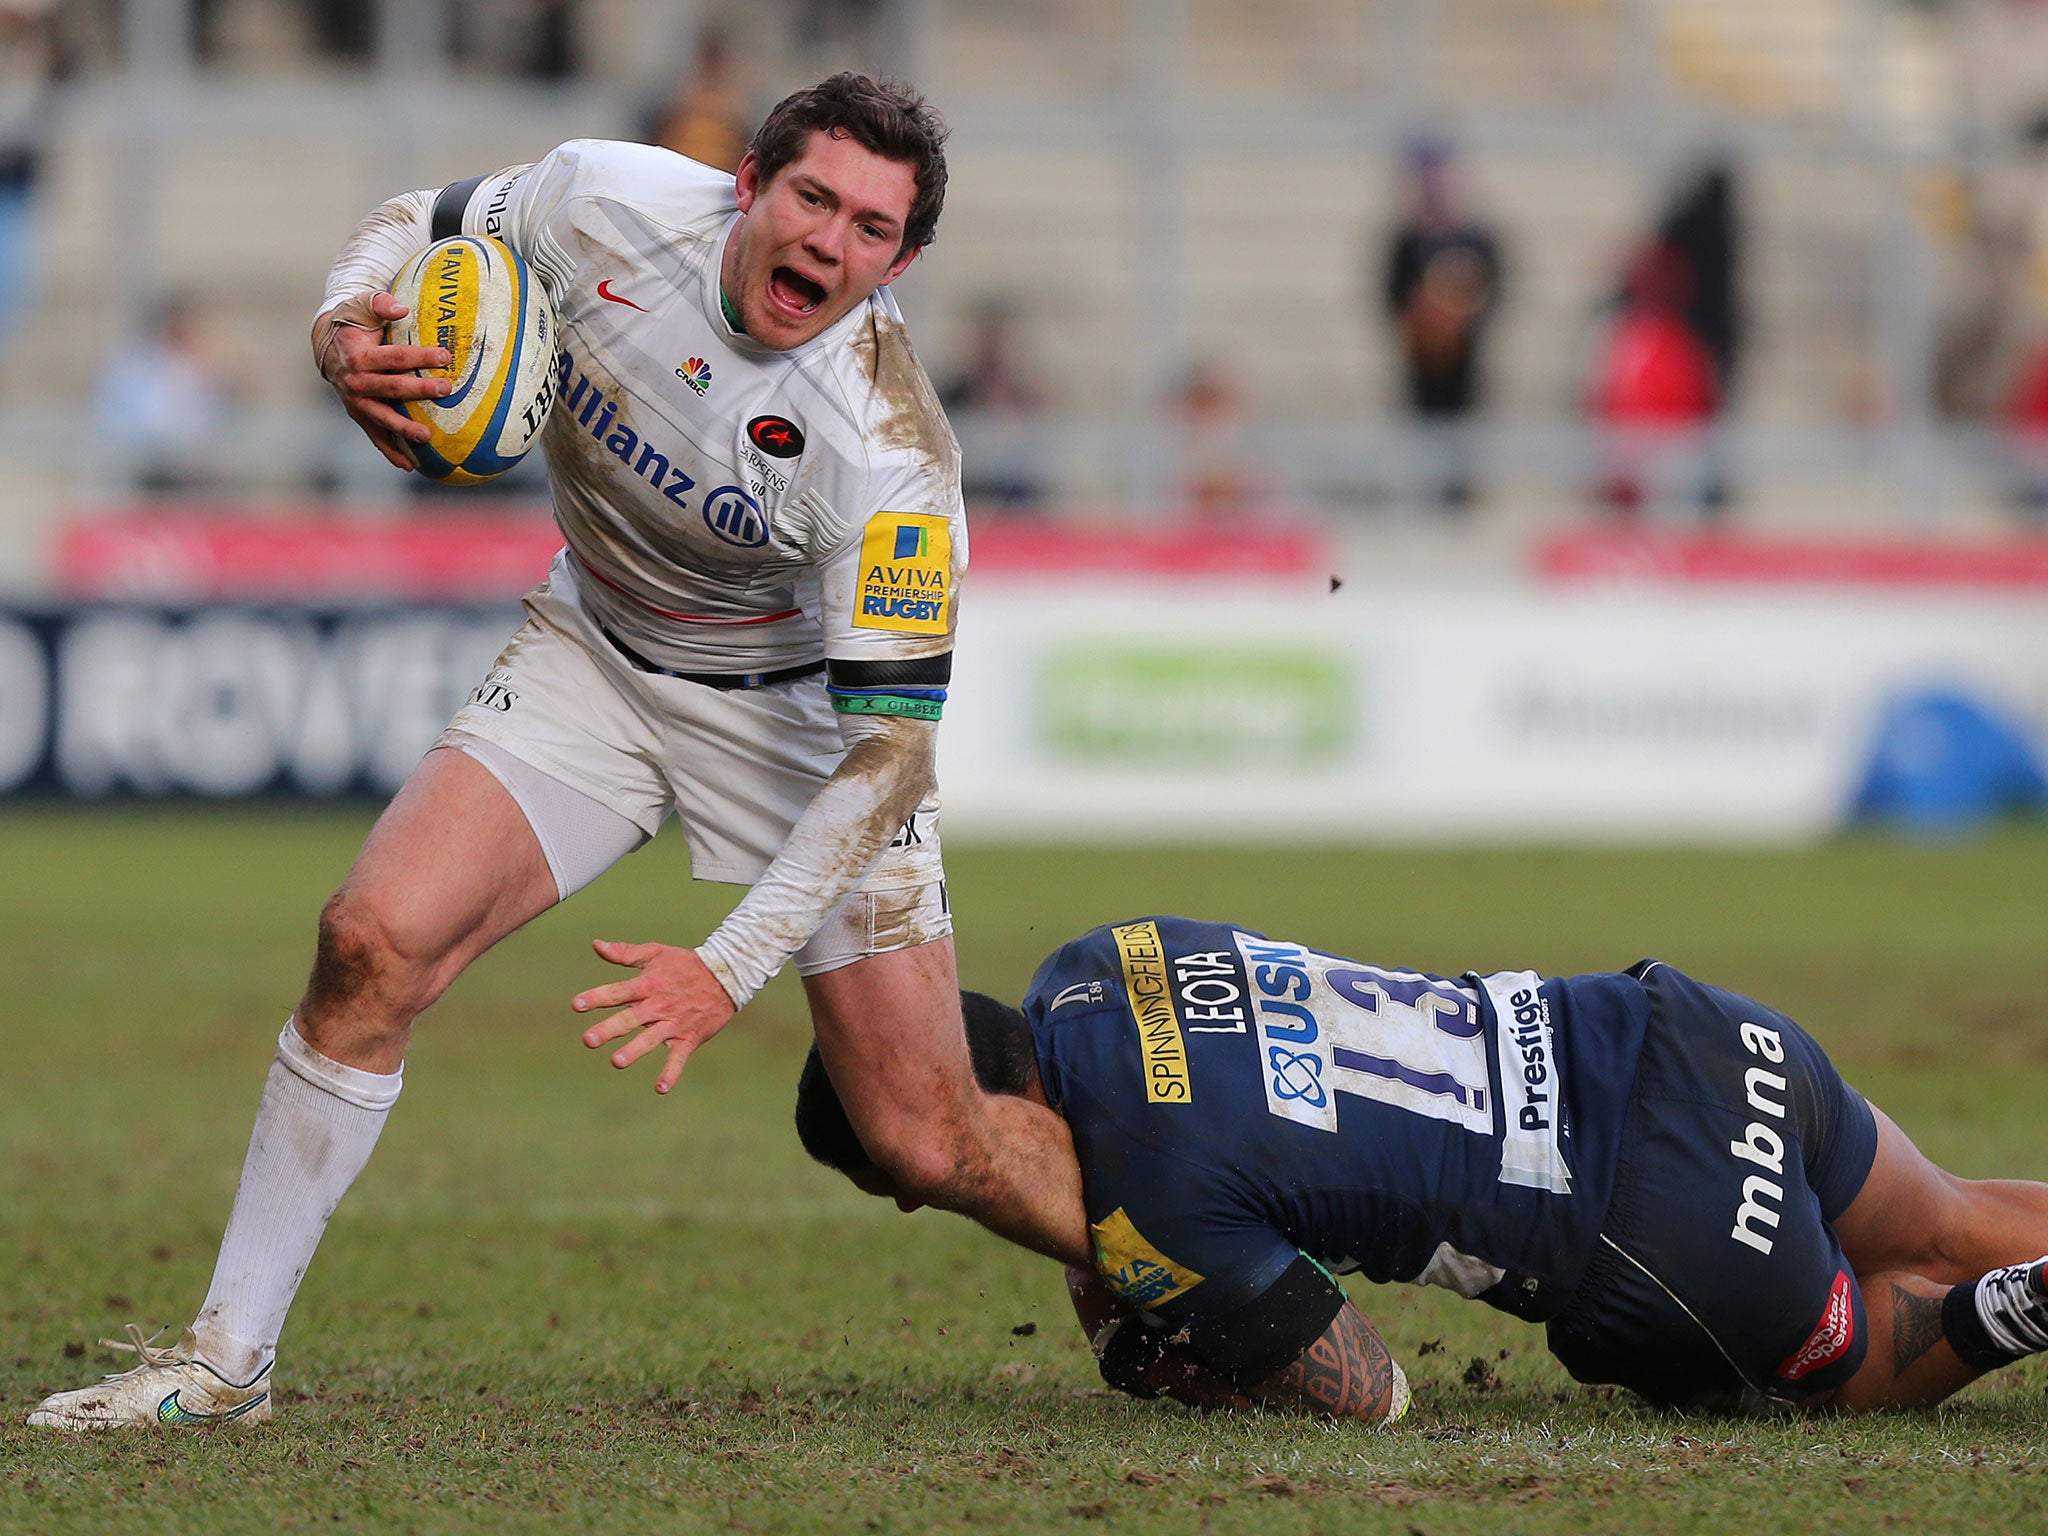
left=385, top=236, right=558, bottom=484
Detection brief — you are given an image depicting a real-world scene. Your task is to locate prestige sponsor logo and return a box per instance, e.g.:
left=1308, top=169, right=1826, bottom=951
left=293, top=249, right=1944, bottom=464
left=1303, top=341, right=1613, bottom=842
left=1112, top=920, right=1190, bottom=1104
left=746, top=415, right=805, bottom=458
left=1503, top=986, right=1553, bottom=1134
left=1479, top=972, right=1575, bottom=1194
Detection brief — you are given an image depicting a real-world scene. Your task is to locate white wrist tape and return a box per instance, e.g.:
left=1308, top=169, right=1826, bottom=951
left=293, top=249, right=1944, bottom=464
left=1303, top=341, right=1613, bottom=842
left=316, top=187, right=437, bottom=322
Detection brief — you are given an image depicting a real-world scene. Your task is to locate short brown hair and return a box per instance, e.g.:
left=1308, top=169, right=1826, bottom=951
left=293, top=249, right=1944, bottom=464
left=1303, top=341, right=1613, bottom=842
left=747, top=72, right=949, bottom=252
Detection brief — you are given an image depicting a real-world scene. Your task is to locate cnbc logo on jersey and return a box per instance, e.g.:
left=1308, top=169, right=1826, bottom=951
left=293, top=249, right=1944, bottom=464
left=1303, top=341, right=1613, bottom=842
left=1037, top=645, right=1353, bottom=767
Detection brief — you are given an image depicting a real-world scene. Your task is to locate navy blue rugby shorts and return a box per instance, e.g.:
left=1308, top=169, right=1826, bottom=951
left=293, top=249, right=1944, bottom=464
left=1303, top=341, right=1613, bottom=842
left=1544, top=961, right=1880, bottom=1408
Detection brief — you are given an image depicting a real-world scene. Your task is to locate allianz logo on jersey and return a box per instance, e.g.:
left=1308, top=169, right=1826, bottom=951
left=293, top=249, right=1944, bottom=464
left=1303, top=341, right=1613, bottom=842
left=554, top=352, right=768, bottom=548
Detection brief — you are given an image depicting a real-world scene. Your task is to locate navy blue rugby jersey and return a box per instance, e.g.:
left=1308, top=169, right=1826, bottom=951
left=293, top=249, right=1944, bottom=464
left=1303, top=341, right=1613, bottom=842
left=1024, top=917, right=1650, bottom=1329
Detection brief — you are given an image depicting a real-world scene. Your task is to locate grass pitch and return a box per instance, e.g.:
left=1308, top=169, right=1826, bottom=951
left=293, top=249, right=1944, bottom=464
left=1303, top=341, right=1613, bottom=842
left=3, top=807, right=2047, bottom=1534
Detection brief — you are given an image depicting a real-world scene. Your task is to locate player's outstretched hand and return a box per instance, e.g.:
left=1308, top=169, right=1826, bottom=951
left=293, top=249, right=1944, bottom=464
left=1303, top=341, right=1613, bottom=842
left=572, top=939, right=739, bottom=1095
left=311, top=291, right=452, bottom=471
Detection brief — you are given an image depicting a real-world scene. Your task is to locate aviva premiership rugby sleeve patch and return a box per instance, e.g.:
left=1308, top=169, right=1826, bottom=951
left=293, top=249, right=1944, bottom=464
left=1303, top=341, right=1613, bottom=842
left=1092, top=1207, right=1206, bottom=1309
left=854, top=513, right=953, bottom=635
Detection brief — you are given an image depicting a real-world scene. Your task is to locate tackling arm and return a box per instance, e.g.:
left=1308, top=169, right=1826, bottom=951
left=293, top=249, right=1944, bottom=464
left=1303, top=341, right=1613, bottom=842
left=695, top=712, right=937, bottom=1009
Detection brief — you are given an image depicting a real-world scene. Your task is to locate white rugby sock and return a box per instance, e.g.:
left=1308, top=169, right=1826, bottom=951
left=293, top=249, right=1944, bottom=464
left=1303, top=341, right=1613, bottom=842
left=190, top=1019, right=402, bottom=1385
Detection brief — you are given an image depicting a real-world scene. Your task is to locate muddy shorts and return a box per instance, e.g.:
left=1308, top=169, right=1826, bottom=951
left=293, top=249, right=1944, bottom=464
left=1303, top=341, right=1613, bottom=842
left=437, top=554, right=948, bottom=974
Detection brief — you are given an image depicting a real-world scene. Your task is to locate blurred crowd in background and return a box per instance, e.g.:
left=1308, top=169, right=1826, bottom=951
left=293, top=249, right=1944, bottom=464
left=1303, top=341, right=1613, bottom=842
left=9, top=0, right=2048, bottom=539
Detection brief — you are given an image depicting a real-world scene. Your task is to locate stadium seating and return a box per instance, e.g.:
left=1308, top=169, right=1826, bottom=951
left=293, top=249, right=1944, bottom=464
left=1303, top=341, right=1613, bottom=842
left=0, top=0, right=2039, bottom=546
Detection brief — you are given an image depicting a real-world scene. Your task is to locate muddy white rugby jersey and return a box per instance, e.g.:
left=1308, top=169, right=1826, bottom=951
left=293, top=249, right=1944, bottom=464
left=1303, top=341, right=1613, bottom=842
left=436, top=139, right=965, bottom=688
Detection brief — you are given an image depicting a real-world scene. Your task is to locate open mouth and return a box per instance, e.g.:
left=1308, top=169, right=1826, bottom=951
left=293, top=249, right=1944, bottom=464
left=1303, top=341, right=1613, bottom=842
left=769, top=266, right=827, bottom=315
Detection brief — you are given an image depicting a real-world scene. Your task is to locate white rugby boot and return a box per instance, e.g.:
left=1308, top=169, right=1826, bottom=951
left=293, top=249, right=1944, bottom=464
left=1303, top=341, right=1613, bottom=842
left=26, top=1325, right=272, bottom=1430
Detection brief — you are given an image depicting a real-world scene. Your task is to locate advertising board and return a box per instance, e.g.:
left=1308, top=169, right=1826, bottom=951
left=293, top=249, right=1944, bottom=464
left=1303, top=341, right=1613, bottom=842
left=4, top=589, right=2043, bottom=843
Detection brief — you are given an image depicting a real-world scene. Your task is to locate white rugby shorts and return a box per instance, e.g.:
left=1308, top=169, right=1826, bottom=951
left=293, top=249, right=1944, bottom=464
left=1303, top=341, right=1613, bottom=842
left=436, top=559, right=947, bottom=970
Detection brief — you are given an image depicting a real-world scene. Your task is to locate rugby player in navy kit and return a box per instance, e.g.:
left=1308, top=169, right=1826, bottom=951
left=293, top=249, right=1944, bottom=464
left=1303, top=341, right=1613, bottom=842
left=798, top=917, right=2048, bottom=1419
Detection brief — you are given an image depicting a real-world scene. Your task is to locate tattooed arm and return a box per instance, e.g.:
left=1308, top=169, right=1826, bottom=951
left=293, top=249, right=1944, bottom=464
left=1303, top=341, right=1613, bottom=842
left=1245, top=1299, right=1410, bottom=1423
left=1072, top=1257, right=1409, bottom=1423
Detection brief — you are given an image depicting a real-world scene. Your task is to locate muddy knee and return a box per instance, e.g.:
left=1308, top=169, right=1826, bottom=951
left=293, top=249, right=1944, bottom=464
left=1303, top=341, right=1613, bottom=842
left=300, top=888, right=454, bottom=1048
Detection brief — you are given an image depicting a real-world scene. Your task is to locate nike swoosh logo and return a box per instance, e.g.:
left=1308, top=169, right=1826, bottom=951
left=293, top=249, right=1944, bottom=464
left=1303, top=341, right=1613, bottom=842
left=597, top=280, right=647, bottom=312
left=157, top=1388, right=267, bottom=1426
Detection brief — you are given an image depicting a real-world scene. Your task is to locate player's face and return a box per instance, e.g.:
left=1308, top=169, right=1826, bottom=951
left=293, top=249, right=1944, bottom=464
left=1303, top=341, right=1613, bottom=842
left=722, top=130, right=923, bottom=351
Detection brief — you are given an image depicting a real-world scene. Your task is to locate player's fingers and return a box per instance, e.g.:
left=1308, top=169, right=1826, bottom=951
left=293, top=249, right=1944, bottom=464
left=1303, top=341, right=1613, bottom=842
left=354, top=341, right=451, bottom=372
left=592, top=939, right=665, bottom=968
left=370, top=291, right=410, bottom=320
left=344, top=369, right=452, bottom=402
left=343, top=406, right=423, bottom=468
left=571, top=976, right=649, bottom=1014
left=359, top=432, right=416, bottom=471
left=609, top=1022, right=676, bottom=1072
left=655, top=1036, right=696, bottom=1095
left=346, top=394, right=426, bottom=436
left=581, top=1007, right=641, bottom=1050
left=345, top=401, right=429, bottom=459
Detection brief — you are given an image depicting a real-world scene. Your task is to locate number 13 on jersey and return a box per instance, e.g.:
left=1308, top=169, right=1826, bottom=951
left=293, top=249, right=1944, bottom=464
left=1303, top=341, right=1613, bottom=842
left=1235, top=934, right=1494, bottom=1139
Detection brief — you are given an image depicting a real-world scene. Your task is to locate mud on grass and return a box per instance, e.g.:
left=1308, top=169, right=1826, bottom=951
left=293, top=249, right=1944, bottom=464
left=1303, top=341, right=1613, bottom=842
left=3, top=809, right=2047, bottom=1533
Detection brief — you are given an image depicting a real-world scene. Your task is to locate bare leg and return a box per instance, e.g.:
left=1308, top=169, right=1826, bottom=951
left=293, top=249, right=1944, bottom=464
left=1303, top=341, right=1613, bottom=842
left=1833, top=1106, right=2048, bottom=1283
left=805, top=938, right=1090, bottom=1266
left=190, top=747, right=558, bottom=1374
left=1818, top=1271, right=1985, bottom=1412
left=299, top=745, right=561, bottom=1069
left=1805, top=1102, right=2048, bottom=1412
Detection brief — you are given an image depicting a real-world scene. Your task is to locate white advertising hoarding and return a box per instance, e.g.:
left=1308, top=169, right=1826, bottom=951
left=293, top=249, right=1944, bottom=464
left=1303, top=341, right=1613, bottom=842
left=939, top=583, right=2048, bottom=842
left=3, top=587, right=2042, bottom=843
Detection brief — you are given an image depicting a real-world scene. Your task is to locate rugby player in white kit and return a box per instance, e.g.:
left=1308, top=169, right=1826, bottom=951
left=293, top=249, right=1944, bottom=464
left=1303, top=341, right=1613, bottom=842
left=29, top=73, right=1087, bottom=1430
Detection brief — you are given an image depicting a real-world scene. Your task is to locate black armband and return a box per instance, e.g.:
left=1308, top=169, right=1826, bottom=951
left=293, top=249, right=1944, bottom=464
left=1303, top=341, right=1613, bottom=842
left=827, top=654, right=953, bottom=690
left=431, top=175, right=487, bottom=242
left=1177, top=1255, right=1347, bottom=1389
